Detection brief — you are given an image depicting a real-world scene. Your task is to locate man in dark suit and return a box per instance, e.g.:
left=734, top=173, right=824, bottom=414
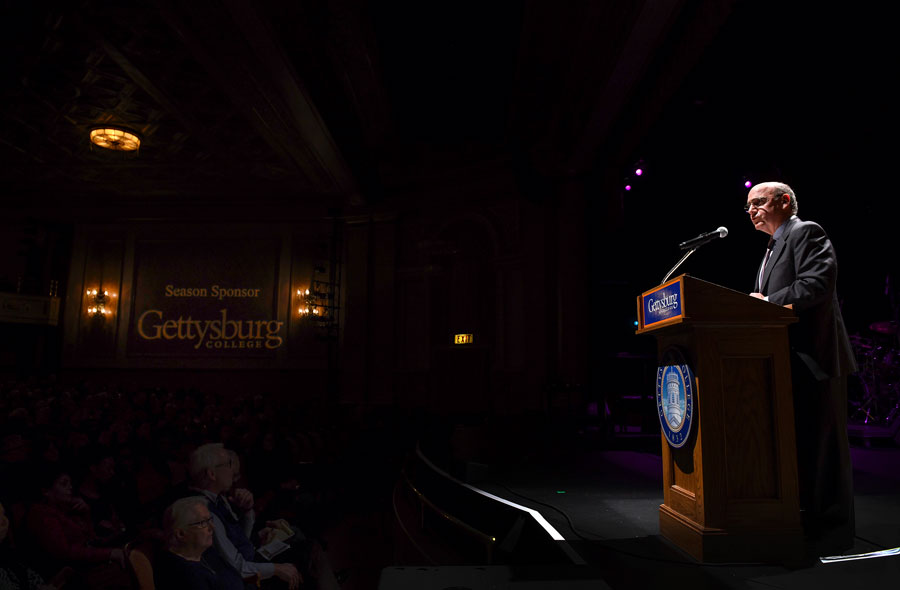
left=747, top=181, right=857, bottom=552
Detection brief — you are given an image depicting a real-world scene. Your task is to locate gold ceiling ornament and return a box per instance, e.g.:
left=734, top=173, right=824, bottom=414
left=89, top=127, right=141, bottom=152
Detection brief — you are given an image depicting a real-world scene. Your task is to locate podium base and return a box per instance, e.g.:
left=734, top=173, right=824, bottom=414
left=659, top=504, right=804, bottom=563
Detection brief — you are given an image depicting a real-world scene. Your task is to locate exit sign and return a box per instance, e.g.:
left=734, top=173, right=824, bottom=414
left=454, top=333, right=474, bottom=344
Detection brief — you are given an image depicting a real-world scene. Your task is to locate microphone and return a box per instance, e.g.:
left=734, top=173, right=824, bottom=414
left=678, top=226, right=728, bottom=250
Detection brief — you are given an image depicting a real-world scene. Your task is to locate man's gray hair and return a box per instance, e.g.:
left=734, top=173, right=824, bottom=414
left=163, top=496, right=208, bottom=544
left=764, top=181, right=798, bottom=215
left=189, top=442, right=225, bottom=484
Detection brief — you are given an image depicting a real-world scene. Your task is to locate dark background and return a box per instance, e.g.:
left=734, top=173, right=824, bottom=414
left=1, top=0, right=897, bottom=408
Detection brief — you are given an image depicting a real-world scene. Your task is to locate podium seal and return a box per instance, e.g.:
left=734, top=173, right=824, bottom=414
left=656, top=348, right=694, bottom=448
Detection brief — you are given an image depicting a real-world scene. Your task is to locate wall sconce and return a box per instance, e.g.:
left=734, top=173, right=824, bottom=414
left=295, top=288, right=327, bottom=318
left=86, top=288, right=116, bottom=317
left=296, top=260, right=340, bottom=336
left=296, top=288, right=311, bottom=316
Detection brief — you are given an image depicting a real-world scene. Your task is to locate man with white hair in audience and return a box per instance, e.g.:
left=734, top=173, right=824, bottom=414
left=154, top=496, right=244, bottom=590
left=189, top=443, right=300, bottom=589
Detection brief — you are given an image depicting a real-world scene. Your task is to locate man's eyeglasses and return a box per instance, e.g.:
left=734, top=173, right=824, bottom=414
left=744, top=195, right=778, bottom=212
left=186, top=516, right=214, bottom=529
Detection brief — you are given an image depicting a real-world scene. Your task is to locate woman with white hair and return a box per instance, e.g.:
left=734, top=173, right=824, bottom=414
left=153, top=496, right=243, bottom=590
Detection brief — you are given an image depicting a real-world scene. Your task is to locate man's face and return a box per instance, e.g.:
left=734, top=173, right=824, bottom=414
left=210, top=450, right=235, bottom=493
left=746, top=185, right=790, bottom=236
left=180, top=504, right=214, bottom=552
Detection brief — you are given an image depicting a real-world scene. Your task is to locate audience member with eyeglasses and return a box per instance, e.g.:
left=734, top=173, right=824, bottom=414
left=154, top=496, right=244, bottom=590
left=745, top=181, right=856, bottom=554
left=188, top=443, right=301, bottom=589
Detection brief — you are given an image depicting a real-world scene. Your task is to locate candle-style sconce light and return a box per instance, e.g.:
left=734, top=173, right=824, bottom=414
left=296, top=288, right=313, bottom=317
left=86, top=288, right=116, bottom=317
left=295, top=288, right=327, bottom=319
left=295, top=262, right=338, bottom=329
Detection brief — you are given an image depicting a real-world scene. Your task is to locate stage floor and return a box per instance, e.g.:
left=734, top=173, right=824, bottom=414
left=327, top=428, right=900, bottom=590
left=465, top=438, right=900, bottom=589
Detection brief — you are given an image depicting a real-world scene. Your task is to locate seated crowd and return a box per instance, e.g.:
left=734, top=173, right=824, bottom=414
left=0, top=376, right=367, bottom=589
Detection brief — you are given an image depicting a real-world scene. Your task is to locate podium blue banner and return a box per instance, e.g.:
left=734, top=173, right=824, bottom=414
left=639, top=278, right=684, bottom=328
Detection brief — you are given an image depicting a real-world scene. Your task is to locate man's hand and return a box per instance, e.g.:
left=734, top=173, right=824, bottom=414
left=750, top=292, right=765, bottom=300
left=273, top=563, right=302, bottom=589
left=230, top=488, right=254, bottom=512
left=259, top=519, right=292, bottom=545
left=267, top=519, right=293, bottom=536
left=258, top=526, right=275, bottom=545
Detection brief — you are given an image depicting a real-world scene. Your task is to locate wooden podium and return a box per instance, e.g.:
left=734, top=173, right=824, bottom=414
left=636, top=274, right=804, bottom=562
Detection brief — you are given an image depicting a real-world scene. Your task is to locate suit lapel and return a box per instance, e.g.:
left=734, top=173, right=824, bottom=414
left=760, top=217, right=796, bottom=293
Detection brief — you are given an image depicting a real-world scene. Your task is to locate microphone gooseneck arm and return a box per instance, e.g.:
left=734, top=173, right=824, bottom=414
left=661, top=247, right=697, bottom=285
left=661, top=226, right=728, bottom=285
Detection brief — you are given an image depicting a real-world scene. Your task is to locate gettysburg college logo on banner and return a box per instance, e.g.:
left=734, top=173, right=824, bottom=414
left=640, top=278, right=683, bottom=328
left=656, top=348, right=695, bottom=448
left=127, top=239, right=283, bottom=357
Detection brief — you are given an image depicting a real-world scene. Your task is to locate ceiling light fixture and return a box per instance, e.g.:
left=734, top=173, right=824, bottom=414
left=89, top=127, right=141, bottom=152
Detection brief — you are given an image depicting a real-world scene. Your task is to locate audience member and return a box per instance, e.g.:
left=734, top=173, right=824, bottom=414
left=188, top=443, right=301, bottom=589
left=154, top=496, right=244, bottom=590
left=25, top=464, right=129, bottom=588
left=0, top=376, right=361, bottom=588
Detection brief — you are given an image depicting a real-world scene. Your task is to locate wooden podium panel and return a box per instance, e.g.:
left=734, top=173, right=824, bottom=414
left=637, top=275, right=803, bottom=563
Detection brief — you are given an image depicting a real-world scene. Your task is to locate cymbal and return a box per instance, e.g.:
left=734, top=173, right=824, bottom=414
left=869, top=320, right=898, bottom=335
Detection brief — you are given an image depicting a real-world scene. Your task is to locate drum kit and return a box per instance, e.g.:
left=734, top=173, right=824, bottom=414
left=848, top=319, right=900, bottom=435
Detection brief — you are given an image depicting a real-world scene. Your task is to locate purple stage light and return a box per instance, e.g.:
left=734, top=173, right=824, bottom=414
left=625, top=184, right=632, bottom=191
left=744, top=180, right=752, bottom=188
left=635, top=168, right=643, bottom=176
